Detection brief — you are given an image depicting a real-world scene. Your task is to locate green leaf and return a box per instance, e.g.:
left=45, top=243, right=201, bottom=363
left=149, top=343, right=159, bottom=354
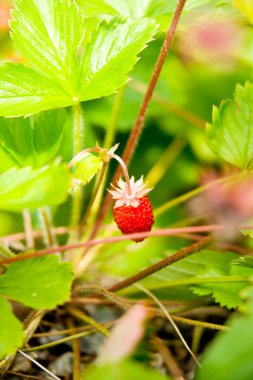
left=0, top=109, right=66, bottom=168
left=83, top=360, right=169, bottom=380
left=232, top=256, right=253, bottom=268
left=190, top=265, right=251, bottom=309
left=0, top=63, right=73, bottom=117
left=0, top=296, right=24, bottom=359
left=0, top=145, right=20, bottom=172
left=195, top=314, right=253, bottom=380
left=11, top=0, right=84, bottom=88
left=128, top=250, right=250, bottom=308
left=0, top=164, right=71, bottom=212
left=207, top=82, right=253, bottom=169
left=72, top=153, right=103, bottom=188
left=78, top=18, right=158, bottom=101
left=0, top=1, right=158, bottom=116
left=78, top=0, right=218, bottom=19
left=0, top=256, right=74, bottom=309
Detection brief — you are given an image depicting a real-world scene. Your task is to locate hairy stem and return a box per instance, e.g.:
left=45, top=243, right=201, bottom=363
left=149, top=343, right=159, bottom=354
left=152, top=337, right=187, bottom=380
left=0, top=243, right=15, bottom=259
left=0, top=227, right=223, bottom=266
left=67, top=306, right=110, bottom=337
left=88, top=0, right=187, bottom=240
left=39, top=208, right=56, bottom=247
left=69, top=103, right=84, bottom=245
left=22, top=209, right=34, bottom=250
left=108, top=236, right=212, bottom=293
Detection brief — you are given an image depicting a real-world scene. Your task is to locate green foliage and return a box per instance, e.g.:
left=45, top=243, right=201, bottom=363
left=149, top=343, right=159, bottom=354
left=0, top=109, right=66, bottom=168
left=0, top=164, right=71, bottom=211
left=0, top=256, right=74, bottom=309
left=190, top=262, right=252, bottom=309
left=78, top=0, right=222, bottom=19
left=72, top=153, right=103, bottom=188
left=84, top=360, right=170, bottom=380
left=78, top=19, right=158, bottom=101
left=207, top=82, right=253, bottom=169
left=0, top=296, right=24, bottom=359
left=195, top=314, right=253, bottom=380
left=0, top=63, right=71, bottom=117
left=0, top=0, right=158, bottom=116
left=232, top=256, right=253, bottom=268
left=11, top=0, right=84, bottom=85
left=136, top=250, right=251, bottom=308
left=234, top=0, right=253, bottom=23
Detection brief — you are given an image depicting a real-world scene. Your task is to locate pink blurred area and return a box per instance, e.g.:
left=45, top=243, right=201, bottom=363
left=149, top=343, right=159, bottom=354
left=178, top=16, right=243, bottom=66
left=0, top=2, right=11, bottom=31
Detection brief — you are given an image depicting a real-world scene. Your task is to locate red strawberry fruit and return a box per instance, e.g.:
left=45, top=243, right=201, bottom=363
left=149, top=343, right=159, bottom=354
left=109, top=176, right=154, bottom=242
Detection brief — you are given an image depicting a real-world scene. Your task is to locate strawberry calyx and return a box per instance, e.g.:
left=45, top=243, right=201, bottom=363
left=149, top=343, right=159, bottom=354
left=109, top=176, right=153, bottom=208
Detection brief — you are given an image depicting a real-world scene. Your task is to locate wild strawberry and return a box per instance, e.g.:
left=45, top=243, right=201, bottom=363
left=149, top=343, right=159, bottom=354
left=109, top=176, right=154, bottom=242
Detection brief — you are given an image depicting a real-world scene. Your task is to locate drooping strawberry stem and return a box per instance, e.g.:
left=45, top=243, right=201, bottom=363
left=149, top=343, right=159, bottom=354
left=69, top=144, right=133, bottom=197
left=107, top=151, right=132, bottom=196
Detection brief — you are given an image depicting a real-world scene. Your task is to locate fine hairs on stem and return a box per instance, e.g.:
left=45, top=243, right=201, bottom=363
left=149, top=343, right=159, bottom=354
left=87, top=0, right=187, bottom=241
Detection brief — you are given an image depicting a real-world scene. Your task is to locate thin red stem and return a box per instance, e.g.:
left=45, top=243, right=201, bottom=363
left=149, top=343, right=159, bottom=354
left=88, top=0, right=187, bottom=240
left=0, top=226, right=221, bottom=266
left=108, top=236, right=212, bottom=293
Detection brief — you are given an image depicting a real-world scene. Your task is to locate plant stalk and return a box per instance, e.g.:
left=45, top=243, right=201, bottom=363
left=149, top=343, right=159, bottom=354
left=70, top=103, right=84, bottom=245
left=86, top=0, right=187, bottom=240
left=108, top=236, right=212, bottom=293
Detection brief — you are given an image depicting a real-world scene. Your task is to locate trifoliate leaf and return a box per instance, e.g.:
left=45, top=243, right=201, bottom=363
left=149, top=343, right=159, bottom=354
left=0, top=296, right=24, bottom=359
left=0, top=1, right=158, bottom=116
left=0, top=256, right=74, bottom=309
left=0, top=109, right=66, bottom=168
left=83, top=360, right=169, bottom=380
left=0, top=165, right=71, bottom=212
left=195, top=314, right=253, bottom=380
left=207, top=82, right=253, bottom=169
left=72, top=153, right=103, bottom=188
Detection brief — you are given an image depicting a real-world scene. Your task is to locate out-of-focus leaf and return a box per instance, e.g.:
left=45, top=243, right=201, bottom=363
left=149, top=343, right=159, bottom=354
left=233, top=0, right=253, bottom=23
left=0, top=256, right=74, bottom=309
left=232, top=256, right=253, bottom=268
left=0, top=145, right=20, bottom=172
left=0, top=164, right=71, bottom=212
left=0, top=296, right=24, bottom=359
left=207, top=82, right=253, bottom=169
left=78, top=0, right=221, bottom=19
left=83, top=360, right=169, bottom=380
left=195, top=314, right=253, bottom=380
left=0, top=109, right=66, bottom=167
left=72, top=153, right=103, bottom=189
left=97, top=305, right=149, bottom=364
